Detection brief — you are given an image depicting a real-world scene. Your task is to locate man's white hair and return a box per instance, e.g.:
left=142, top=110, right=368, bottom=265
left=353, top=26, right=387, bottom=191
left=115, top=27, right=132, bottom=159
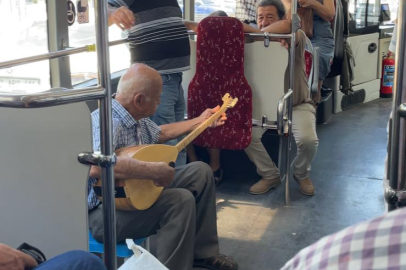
left=116, top=64, right=156, bottom=100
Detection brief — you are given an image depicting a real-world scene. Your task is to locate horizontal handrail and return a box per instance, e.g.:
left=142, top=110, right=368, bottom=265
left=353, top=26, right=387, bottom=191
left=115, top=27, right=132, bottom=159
left=0, top=86, right=105, bottom=108
left=0, top=29, right=292, bottom=71
left=277, top=89, right=293, bottom=135
left=0, top=39, right=128, bottom=71
left=187, top=31, right=292, bottom=39
left=252, top=118, right=277, bottom=130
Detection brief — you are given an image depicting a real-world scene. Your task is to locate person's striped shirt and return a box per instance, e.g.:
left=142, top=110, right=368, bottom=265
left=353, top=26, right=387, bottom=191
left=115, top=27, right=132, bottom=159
left=108, top=0, right=190, bottom=74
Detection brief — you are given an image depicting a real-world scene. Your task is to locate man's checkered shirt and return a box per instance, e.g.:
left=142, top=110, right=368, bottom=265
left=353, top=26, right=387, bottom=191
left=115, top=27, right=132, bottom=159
left=87, top=99, right=161, bottom=210
left=236, top=0, right=258, bottom=22
left=281, top=208, right=406, bottom=270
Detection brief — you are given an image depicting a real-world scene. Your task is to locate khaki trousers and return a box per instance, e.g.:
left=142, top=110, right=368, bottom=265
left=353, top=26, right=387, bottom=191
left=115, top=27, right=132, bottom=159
left=245, top=103, right=319, bottom=180
left=89, top=162, right=219, bottom=270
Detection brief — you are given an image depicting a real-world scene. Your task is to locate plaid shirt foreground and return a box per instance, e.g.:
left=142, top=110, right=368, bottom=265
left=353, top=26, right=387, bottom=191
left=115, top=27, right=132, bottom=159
left=236, top=0, right=258, bottom=22
left=281, top=208, right=406, bottom=270
left=87, top=99, right=161, bottom=210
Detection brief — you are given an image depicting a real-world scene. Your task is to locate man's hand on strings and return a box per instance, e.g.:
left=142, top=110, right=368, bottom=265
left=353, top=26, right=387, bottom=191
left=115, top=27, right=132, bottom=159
left=199, top=106, right=227, bottom=128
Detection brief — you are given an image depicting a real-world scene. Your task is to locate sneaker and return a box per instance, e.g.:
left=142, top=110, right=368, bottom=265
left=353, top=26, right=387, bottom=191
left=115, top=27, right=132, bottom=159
left=249, top=177, right=281, bottom=195
left=193, top=254, right=238, bottom=270
left=294, top=176, right=315, bottom=196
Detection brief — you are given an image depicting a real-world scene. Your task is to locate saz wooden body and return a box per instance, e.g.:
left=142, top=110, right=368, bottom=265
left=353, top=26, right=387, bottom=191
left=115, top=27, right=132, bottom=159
left=94, top=93, right=238, bottom=211
left=95, top=144, right=179, bottom=211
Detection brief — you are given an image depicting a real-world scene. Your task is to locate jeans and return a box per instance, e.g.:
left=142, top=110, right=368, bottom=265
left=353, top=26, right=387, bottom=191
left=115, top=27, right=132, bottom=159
left=152, top=73, right=186, bottom=166
left=34, top=251, right=106, bottom=270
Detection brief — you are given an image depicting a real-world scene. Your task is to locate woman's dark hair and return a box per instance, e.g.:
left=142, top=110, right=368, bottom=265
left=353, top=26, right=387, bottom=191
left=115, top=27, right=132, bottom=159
left=257, top=0, right=286, bottom=19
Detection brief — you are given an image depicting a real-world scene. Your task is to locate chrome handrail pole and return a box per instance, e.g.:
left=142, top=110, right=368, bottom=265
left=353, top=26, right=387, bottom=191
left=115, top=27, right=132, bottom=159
left=388, top=0, right=406, bottom=211
left=283, top=0, right=298, bottom=207
left=94, top=0, right=117, bottom=268
left=187, top=31, right=292, bottom=39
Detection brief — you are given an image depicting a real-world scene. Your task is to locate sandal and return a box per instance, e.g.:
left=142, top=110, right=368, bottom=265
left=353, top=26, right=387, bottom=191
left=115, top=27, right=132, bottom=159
left=213, top=168, right=223, bottom=185
left=193, top=254, right=238, bottom=270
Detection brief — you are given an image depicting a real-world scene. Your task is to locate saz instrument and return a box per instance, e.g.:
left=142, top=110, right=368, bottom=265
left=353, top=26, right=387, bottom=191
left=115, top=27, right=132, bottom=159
left=93, top=94, right=238, bottom=211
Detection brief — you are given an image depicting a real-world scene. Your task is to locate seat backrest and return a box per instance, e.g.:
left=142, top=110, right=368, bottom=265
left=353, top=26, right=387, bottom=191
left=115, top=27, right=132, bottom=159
left=244, top=41, right=288, bottom=122
left=304, top=36, right=314, bottom=87
left=0, top=102, right=92, bottom=258
left=188, top=17, right=252, bottom=150
left=303, top=30, right=320, bottom=94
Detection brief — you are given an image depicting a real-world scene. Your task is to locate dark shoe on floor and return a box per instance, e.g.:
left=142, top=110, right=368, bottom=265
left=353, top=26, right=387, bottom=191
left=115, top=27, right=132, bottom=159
left=194, top=254, right=238, bottom=270
left=294, top=176, right=315, bottom=196
left=213, top=168, right=223, bottom=185
left=249, top=177, right=281, bottom=195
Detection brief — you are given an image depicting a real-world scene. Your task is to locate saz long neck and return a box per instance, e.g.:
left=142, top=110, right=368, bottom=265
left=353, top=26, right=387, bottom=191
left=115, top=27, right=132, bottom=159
left=175, top=104, right=229, bottom=152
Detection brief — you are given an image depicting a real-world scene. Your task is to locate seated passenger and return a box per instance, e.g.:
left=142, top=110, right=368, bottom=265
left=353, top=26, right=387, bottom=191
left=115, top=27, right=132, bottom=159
left=189, top=0, right=319, bottom=196
left=0, top=244, right=106, bottom=270
left=281, top=208, right=406, bottom=270
left=244, top=0, right=319, bottom=197
left=88, top=64, right=237, bottom=270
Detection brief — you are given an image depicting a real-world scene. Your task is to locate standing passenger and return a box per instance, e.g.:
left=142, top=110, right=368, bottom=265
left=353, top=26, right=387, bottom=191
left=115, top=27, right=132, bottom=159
left=107, top=0, right=198, bottom=165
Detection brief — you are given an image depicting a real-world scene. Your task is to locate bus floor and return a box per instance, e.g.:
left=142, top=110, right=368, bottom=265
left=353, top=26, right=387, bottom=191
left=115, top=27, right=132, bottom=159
left=195, top=98, right=391, bottom=270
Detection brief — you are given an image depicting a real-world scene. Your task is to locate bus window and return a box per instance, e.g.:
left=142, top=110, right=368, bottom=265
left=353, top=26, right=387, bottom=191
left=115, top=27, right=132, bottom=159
left=381, top=0, right=399, bottom=20
left=69, top=0, right=130, bottom=86
left=195, top=0, right=236, bottom=22
left=0, top=0, right=50, bottom=93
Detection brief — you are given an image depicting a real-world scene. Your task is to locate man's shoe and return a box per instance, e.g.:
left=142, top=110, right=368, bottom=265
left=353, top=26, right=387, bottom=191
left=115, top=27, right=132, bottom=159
left=193, top=254, right=238, bottom=270
left=249, top=177, right=281, bottom=195
left=294, top=176, right=315, bottom=196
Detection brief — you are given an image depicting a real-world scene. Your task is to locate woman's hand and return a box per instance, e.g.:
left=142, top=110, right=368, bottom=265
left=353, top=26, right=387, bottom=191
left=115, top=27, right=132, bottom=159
left=298, top=0, right=317, bottom=8
left=300, top=0, right=335, bottom=22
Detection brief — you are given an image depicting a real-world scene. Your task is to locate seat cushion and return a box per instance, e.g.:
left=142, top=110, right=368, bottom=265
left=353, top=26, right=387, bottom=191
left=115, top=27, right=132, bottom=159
left=188, top=17, right=252, bottom=150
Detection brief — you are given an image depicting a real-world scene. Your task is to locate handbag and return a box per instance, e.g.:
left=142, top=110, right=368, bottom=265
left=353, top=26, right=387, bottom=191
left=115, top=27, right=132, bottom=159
left=118, top=239, right=168, bottom=270
left=297, top=8, right=314, bottom=38
left=17, top=242, right=47, bottom=265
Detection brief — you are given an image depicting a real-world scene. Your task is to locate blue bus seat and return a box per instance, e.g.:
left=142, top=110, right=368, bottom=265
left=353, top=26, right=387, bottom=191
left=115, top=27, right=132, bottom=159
left=88, top=231, right=147, bottom=258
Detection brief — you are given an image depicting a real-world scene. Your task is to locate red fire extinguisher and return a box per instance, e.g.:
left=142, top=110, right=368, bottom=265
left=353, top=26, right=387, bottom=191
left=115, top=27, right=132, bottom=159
left=380, top=52, right=395, bottom=98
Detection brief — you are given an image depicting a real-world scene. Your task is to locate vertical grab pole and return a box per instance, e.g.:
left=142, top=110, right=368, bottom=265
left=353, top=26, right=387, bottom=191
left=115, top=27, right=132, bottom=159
left=285, top=0, right=297, bottom=207
left=94, top=0, right=117, bottom=268
left=388, top=0, right=406, bottom=212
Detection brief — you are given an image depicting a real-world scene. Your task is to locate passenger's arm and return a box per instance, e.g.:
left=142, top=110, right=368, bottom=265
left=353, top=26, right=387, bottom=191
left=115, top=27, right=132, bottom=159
left=184, top=21, right=198, bottom=32
left=279, top=30, right=306, bottom=50
left=243, top=23, right=262, bottom=33
left=0, top=244, right=38, bottom=270
left=299, top=0, right=335, bottom=22
left=107, top=5, right=135, bottom=29
left=158, top=107, right=227, bottom=143
left=260, top=19, right=292, bottom=34
left=243, top=20, right=291, bottom=34
left=90, top=157, right=175, bottom=187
